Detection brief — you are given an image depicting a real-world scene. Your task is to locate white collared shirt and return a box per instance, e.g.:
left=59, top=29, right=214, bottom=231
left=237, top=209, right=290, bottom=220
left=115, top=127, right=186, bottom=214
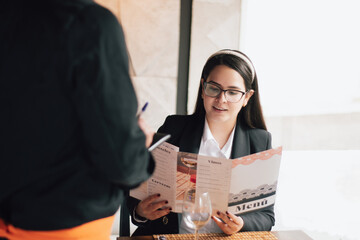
left=198, top=118, right=235, bottom=159
left=179, top=118, right=236, bottom=234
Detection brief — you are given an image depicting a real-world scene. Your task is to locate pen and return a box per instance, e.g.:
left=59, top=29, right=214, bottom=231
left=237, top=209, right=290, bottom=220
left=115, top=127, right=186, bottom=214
left=137, top=101, right=148, bottom=118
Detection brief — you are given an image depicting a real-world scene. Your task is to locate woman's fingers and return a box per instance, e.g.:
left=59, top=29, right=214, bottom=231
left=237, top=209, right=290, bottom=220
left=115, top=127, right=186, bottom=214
left=140, top=193, right=161, bottom=206
left=211, top=215, right=223, bottom=226
left=215, top=211, right=238, bottom=229
left=147, top=207, right=172, bottom=221
left=136, top=193, right=171, bottom=220
left=212, top=211, right=244, bottom=235
left=212, top=216, right=233, bottom=235
left=225, top=211, right=243, bottom=226
left=147, top=200, right=169, bottom=212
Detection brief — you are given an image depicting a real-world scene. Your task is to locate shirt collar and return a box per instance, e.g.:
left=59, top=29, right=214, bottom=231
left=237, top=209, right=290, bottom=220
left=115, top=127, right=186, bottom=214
left=202, top=118, right=215, bottom=143
left=222, top=126, right=235, bottom=157
left=202, top=118, right=236, bottom=158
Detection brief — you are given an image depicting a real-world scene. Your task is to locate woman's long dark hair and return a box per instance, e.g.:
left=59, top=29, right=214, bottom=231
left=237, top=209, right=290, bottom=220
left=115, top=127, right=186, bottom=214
left=193, top=50, right=267, bottom=130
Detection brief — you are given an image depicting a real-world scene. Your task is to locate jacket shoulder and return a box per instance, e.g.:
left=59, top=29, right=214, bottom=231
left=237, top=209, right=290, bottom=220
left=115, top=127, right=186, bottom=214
left=157, top=114, right=200, bottom=146
left=247, top=128, right=272, bottom=150
left=157, top=115, right=192, bottom=134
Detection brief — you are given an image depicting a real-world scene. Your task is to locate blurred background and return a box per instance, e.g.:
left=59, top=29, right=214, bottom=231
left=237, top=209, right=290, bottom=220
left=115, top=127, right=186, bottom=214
left=95, top=1, right=360, bottom=239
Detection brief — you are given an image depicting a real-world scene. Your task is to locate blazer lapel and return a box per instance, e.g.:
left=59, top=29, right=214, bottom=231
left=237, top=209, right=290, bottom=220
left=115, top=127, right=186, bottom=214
left=178, top=114, right=204, bottom=154
left=177, top=114, right=250, bottom=158
left=231, top=123, right=250, bottom=159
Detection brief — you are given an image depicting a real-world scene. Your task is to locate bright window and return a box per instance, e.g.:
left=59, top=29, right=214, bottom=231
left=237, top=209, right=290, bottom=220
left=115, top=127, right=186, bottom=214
left=239, top=1, right=360, bottom=239
left=240, top=0, right=360, bottom=117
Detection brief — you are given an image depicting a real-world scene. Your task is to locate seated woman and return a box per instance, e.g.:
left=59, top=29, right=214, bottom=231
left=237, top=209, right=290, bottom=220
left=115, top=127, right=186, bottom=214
left=127, top=49, right=274, bottom=236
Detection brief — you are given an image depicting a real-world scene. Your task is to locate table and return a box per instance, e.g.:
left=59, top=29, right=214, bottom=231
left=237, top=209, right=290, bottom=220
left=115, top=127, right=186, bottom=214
left=117, top=230, right=312, bottom=240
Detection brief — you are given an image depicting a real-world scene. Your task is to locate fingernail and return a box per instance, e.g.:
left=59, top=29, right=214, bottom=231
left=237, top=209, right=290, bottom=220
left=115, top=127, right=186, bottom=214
left=217, top=211, right=220, bottom=215
left=165, top=200, right=168, bottom=204
left=226, top=211, right=229, bottom=215
left=157, top=194, right=160, bottom=197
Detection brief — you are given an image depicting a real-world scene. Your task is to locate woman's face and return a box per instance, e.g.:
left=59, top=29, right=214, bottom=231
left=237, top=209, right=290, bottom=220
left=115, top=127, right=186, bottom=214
left=202, top=64, right=253, bottom=126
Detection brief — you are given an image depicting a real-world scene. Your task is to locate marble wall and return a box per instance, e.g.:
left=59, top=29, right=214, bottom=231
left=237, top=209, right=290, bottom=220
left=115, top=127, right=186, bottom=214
left=119, top=0, right=180, bottom=129
left=96, top=0, right=180, bottom=129
left=96, top=0, right=243, bottom=127
left=188, top=0, right=242, bottom=113
left=96, top=0, right=120, bottom=17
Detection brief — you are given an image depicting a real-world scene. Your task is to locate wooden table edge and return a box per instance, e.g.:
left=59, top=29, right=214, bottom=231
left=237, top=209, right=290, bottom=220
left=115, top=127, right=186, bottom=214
left=117, top=230, right=313, bottom=240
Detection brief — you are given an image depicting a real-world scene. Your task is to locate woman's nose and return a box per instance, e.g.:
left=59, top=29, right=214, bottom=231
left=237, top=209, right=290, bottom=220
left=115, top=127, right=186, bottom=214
left=217, top=91, right=227, bottom=102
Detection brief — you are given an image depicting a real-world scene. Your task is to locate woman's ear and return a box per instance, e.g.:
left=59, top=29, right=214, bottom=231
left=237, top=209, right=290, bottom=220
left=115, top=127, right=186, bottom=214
left=243, top=89, right=254, bottom=107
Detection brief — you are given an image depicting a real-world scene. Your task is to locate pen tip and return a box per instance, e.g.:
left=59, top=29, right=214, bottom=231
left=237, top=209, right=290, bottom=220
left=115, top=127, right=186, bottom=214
left=142, top=102, right=149, bottom=111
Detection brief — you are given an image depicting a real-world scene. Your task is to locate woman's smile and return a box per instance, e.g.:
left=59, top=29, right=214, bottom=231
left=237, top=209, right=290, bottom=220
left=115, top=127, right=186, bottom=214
left=212, top=105, right=228, bottom=112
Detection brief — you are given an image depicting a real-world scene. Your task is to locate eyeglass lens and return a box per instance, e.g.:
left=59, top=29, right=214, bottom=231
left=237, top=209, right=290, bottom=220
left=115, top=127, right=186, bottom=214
left=204, top=82, right=244, bottom=103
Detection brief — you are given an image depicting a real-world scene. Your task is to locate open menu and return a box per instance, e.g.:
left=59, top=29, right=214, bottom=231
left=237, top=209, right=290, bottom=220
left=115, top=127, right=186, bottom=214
left=130, top=142, right=282, bottom=216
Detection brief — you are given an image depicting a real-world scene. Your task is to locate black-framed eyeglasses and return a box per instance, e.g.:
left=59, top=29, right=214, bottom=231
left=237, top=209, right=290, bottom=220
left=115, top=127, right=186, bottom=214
left=203, top=82, right=246, bottom=103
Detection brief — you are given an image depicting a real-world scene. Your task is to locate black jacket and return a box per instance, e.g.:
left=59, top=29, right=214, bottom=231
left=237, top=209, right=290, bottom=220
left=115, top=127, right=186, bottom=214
left=0, top=0, right=154, bottom=230
left=128, top=114, right=274, bottom=236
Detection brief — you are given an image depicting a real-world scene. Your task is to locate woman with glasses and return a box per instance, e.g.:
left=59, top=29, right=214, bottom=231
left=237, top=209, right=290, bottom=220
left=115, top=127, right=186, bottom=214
left=128, top=49, right=273, bottom=236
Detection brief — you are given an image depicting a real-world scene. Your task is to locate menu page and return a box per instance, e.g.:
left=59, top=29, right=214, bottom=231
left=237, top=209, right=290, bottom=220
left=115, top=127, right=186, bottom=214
left=147, top=142, right=179, bottom=210
left=196, top=155, right=232, bottom=213
left=228, top=147, right=282, bottom=215
left=129, top=181, right=148, bottom=200
left=174, top=151, right=199, bottom=212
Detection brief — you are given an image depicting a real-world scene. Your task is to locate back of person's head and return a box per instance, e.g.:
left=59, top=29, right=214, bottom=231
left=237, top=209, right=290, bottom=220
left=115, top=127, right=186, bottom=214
left=193, top=49, right=267, bottom=130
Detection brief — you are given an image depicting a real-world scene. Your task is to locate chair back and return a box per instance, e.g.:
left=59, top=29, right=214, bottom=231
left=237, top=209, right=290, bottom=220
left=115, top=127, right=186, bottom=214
left=119, top=190, right=130, bottom=237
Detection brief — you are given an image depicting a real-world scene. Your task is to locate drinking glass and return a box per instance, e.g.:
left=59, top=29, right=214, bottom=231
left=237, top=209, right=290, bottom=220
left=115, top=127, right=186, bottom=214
left=182, top=189, right=212, bottom=240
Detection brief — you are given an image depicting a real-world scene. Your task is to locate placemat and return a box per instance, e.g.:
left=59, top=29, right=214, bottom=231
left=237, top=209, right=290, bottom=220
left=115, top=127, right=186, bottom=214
left=154, top=231, right=277, bottom=240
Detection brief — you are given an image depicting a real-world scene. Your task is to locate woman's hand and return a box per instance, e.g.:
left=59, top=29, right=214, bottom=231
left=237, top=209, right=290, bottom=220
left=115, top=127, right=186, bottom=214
left=212, top=211, right=244, bottom=235
left=137, top=117, right=155, bottom=148
left=135, top=194, right=172, bottom=221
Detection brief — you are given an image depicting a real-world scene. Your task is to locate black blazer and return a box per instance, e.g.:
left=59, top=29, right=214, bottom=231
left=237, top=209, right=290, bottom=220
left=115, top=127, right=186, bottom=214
left=0, top=0, right=154, bottom=230
left=128, top=114, right=274, bottom=236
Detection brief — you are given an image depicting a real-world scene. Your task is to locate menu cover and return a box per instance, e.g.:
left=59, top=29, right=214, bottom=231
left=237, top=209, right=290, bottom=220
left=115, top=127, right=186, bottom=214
left=130, top=142, right=282, bottom=215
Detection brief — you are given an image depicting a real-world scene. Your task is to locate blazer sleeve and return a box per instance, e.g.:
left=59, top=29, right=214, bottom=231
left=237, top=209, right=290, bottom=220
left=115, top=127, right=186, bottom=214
left=240, top=130, right=275, bottom=231
left=127, top=196, right=150, bottom=227
left=69, top=5, right=154, bottom=187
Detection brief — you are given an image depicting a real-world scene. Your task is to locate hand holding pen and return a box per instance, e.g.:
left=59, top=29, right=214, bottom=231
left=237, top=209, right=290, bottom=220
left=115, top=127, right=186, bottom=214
left=137, top=102, right=154, bottom=148
left=137, top=101, right=148, bottom=118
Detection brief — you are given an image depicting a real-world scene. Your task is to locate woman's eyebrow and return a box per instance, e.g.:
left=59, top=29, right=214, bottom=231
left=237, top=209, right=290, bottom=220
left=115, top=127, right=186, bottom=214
left=208, top=80, right=242, bottom=90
